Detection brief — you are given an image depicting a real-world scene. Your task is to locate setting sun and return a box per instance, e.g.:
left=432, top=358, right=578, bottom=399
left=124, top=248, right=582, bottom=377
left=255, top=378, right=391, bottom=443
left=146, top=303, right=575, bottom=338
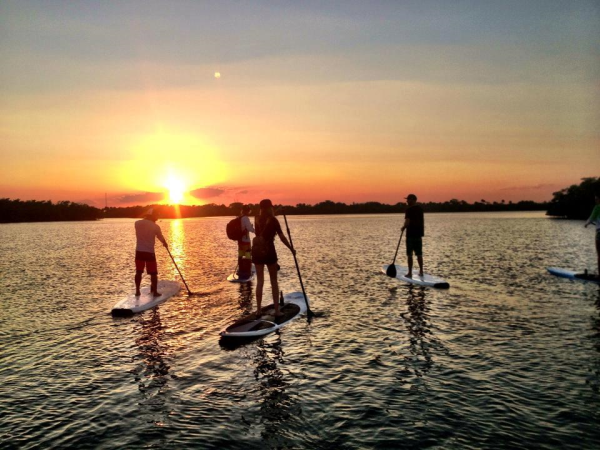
left=115, top=130, right=229, bottom=204
left=165, top=176, right=185, bottom=204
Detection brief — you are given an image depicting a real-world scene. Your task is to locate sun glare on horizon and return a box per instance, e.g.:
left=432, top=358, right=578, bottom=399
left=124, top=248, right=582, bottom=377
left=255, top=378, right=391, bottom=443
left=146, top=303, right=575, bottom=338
left=117, top=131, right=229, bottom=202
left=165, top=176, right=185, bottom=204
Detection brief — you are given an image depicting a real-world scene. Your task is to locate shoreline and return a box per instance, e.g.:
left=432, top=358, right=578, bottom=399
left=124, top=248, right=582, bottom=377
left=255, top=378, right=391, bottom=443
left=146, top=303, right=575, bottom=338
left=0, top=210, right=556, bottom=225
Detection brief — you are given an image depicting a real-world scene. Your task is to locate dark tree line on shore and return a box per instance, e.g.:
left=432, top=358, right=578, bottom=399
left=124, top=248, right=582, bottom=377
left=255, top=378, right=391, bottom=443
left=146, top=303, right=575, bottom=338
left=104, top=198, right=548, bottom=219
left=0, top=199, right=102, bottom=223
left=3, top=177, right=598, bottom=223
left=546, top=177, right=600, bottom=220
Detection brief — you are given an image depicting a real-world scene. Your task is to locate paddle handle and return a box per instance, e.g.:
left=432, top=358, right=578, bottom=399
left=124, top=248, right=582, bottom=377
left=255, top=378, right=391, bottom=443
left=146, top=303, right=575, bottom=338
left=166, top=246, right=192, bottom=295
left=391, top=229, right=404, bottom=266
left=283, top=214, right=312, bottom=316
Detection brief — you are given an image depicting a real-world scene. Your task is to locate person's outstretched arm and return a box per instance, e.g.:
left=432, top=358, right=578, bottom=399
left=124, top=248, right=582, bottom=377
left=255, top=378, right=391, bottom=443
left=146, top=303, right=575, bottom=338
left=277, top=230, right=296, bottom=255
left=242, top=216, right=255, bottom=234
left=156, top=226, right=168, bottom=248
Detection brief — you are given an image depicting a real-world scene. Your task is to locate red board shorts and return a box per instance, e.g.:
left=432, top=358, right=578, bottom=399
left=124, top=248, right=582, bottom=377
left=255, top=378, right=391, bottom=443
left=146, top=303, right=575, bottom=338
left=135, top=251, right=158, bottom=275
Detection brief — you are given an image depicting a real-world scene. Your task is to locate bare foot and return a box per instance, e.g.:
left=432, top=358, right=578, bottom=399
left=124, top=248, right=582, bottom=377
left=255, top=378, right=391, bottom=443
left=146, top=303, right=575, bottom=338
left=404, top=273, right=412, bottom=278
left=152, top=292, right=162, bottom=297
left=418, top=272, right=424, bottom=277
left=135, top=291, right=141, bottom=296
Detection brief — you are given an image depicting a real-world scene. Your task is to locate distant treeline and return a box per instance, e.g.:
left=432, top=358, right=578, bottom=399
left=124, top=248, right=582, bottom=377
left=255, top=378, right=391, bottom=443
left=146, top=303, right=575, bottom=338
left=104, top=199, right=548, bottom=220
left=546, top=177, right=600, bottom=220
left=7, top=182, right=600, bottom=223
left=0, top=198, right=102, bottom=223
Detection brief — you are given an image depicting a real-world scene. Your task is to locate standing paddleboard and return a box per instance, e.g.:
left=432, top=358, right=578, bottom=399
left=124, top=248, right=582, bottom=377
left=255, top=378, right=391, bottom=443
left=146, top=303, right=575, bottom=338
left=381, top=265, right=450, bottom=289
left=547, top=267, right=600, bottom=284
left=220, top=291, right=308, bottom=339
left=227, top=265, right=256, bottom=283
left=111, top=280, right=181, bottom=316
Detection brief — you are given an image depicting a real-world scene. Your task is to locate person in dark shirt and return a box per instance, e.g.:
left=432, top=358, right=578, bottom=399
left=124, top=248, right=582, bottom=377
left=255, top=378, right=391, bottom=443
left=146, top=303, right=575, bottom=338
left=252, top=199, right=295, bottom=317
left=401, top=194, right=424, bottom=278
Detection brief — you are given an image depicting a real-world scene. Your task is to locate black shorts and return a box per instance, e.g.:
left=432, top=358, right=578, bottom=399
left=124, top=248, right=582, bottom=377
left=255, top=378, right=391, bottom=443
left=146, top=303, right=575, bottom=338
left=252, top=246, right=278, bottom=266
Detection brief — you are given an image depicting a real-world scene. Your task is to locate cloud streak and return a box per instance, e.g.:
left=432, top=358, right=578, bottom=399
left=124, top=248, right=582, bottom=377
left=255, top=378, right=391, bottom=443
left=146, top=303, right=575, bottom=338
left=499, top=184, right=558, bottom=192
left=189, top=187, right=226, bottom=199
left=115, top=192, right=165, bottom=204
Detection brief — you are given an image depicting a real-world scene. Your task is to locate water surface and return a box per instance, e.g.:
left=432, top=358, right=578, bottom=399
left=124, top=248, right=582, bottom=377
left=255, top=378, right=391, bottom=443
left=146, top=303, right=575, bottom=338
left=1, top=212, right=599, bottom=449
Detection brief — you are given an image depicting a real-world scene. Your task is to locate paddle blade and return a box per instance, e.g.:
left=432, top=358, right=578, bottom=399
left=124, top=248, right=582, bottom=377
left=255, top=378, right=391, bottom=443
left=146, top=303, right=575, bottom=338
left=386, top=264, right=397, bottom=277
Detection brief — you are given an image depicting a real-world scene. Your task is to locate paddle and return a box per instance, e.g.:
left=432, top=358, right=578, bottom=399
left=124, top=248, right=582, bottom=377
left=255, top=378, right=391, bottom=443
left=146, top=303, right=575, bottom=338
left=283, top=214, right=314, bottom=318
left=386, top=229, right=404, bottom=278
left=165, top=246, right=193, bottom=295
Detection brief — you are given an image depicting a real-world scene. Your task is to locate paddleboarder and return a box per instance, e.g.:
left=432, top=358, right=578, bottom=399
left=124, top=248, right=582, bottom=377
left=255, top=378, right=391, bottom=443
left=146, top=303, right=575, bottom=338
left=135, top=208, right=168, bottom=297
left=401, top=194, right=424, bottom=278
left=584, top=191, right=600, bottom=277
left=237, top=205, right=255, bottom=279
left=252, top=199, right=295, bottom=317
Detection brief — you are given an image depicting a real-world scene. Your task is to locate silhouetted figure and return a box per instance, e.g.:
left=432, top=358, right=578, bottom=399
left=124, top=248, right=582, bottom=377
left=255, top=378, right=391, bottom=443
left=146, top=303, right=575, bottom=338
left=237, top=205, right=255, bottom=278
left=134, top=208, right=168, bottom=297
left=584, top=192, right=600, bottom=277
left=252, top=199, right=295, bottom=317
left=401, top=194, right=424, bottom=278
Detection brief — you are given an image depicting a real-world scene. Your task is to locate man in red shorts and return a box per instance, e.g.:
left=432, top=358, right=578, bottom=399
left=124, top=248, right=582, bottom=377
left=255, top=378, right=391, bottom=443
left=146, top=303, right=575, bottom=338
left=135, top=208, right=168, bottom=297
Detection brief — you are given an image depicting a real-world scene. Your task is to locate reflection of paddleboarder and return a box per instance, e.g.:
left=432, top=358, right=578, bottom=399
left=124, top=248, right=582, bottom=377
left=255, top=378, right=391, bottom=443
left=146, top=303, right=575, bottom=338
left=135, top=208, right=168, bottom=297
left=401, top=194, right=424, bottom=278
left=584, top=192, right=600, bottom=277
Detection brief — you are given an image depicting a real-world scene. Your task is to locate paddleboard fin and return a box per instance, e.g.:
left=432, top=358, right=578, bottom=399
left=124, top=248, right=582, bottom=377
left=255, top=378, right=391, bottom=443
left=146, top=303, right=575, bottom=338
left=111, top=308, right=134, bottom=317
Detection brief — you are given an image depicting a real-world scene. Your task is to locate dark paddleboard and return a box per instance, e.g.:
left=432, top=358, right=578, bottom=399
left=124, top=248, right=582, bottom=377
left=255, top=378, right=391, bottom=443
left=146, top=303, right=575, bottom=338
left=220, top=291, right=308, bottom=338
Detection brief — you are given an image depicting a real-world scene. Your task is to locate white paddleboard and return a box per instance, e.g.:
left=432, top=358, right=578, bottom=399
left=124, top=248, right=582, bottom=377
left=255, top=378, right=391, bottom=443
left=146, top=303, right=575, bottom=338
left=112, top=280, right=181, bottom=316
left=220, top=291, right=308, bottom=339
left=547, top=267, right=600, bottom=284
left=381, top=264, right=450, bottom=289
left=227, top=265, right=256, bottom=283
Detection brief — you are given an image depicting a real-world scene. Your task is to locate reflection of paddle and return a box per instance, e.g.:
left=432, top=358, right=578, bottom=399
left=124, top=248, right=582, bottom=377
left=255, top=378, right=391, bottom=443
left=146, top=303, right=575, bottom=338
left=386, top=229, right=404, bottom=278
left=283, top=214, right=314, bottom=318
left=165, top=246, right=193, bottom=295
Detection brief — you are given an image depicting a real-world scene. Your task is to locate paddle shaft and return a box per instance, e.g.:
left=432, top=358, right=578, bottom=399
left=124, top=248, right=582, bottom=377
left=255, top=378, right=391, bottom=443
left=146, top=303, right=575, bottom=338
left=391, top=229, right=405, bottom=266
left=283, top=214, right=312, bottom=316
left=165, top=246, right=192, bottom=295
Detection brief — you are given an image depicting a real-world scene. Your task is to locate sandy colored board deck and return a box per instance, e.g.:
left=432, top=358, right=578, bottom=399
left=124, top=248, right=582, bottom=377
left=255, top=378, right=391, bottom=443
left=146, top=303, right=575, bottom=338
left=112, top=280, right=181, bottom=316
left=381, top=264, right=450, bottom=289
left=227, top=265, right=256, bottom=283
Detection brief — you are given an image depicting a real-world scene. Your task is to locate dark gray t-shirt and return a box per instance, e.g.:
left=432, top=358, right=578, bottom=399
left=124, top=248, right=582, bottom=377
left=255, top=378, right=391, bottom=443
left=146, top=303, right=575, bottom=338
left=405, top=205, right=424, bottom=238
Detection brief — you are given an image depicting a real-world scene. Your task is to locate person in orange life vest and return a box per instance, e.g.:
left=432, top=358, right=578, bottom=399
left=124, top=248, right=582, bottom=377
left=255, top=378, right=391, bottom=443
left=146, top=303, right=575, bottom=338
left=237, top=205, right=255, bottom=278
left=134, top=208, right=168, bottom=297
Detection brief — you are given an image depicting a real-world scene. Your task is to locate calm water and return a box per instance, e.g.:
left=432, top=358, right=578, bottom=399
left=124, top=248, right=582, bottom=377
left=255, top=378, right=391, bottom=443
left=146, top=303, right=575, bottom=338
left=1, top=212, right=599, bottom=449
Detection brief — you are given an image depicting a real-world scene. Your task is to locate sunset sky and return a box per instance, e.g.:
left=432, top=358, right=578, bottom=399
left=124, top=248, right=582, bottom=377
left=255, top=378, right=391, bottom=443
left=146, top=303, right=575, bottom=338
left=1, top=1, right=598, bottom=207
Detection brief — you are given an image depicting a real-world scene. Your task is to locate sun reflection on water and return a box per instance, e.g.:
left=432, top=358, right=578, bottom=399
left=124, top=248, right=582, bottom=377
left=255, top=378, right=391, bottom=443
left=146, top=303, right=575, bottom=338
left=167, top=219, right=185, bottom=265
